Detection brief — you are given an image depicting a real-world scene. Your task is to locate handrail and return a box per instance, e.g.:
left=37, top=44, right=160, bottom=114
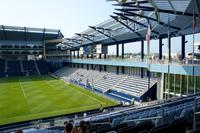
left=70, top=58, right=200, bottom=66
left=49, top=78, right=198, bottom=128
left=108, top=113, right=111, bottom=125
left=2, top=95, right=197, bottom=132
left=89, top=113, right=111, bottom=126
left=120, top=104, right=164, bottom=125
left=193, top=96, right=200, bottom=130
left=90, top=122, right=111, bottom=125
left=121, top=116, right=162, bottom=123
left=160, top=105, right=164, bottom=125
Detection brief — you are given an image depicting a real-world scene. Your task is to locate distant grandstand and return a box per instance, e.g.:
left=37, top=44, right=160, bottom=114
left=1, top=0, right=200, bottom=132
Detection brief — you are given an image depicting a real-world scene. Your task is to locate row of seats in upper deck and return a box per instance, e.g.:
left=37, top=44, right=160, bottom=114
left=86, top=94, right=200, bottom=132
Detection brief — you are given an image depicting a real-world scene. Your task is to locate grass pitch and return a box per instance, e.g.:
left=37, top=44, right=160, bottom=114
left=0, top=76, right=117, bottom=126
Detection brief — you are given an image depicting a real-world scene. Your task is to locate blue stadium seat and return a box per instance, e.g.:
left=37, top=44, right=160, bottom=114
left=36, top=60, right=49, bottom=75
left=6, top=60, right=24, bottom=77
left=22, top=60, right=38, bottom=75
left=0, top=59, right=5, bottom=77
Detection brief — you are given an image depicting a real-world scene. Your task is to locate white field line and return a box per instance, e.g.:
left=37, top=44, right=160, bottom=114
left=67, top=83, right=106, bottom=105
left=44, top=78, right=105, bottom=105
left=18, top=78, right=28, bottom=100
left=1, top=103, right=100, bottom=121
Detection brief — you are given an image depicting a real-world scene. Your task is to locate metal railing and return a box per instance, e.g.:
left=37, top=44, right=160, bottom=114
left=70, top=57, right=200, bottom=66
left=3, top=95, right=199, bottom=132
left=120, top=105, right=164, bottom=125
left=193, top=96, right=200, bottom=130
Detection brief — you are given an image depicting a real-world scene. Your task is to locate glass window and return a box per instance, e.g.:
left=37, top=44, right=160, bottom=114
left=181, top=75, right=187, bottom=95
left=197, top=76, right=200, bottom=93
left=188, top=76, right=195, bottom=94
left=175, top=75, right=181, bottom=94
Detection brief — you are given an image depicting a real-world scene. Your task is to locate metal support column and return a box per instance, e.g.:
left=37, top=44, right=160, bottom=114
left=141, top=40, right=144, bottom=60
left=147, top=69, right=151, bottom=89
left=141, top=40, right=144, bottom=78
left=122, top=43, right=124, bottom=59
left=99, top=65, right=102, bottom=72
left=159, top=38, right=163, bottom=60
left=122, top=43, right=125, bottom=74
left=73, top=51, right=76, bottom=58
left=91, top=53, right=94, bottom=69
left=77, top=50, right=79, bottom=59
left=116, top=43, right=119, bottom=57
left=117, top=66, right=119, bottom=74
left=122, top=66, right=125, bottom=74
left=181, top=35, right=185, bottom=60
left=70, top=50, right=72, bottom=59
left=141, top=68, right=144, bottom=78
left=43, top=42, right=46, bottom=59
left=168, top=37, right=171, bottom=62
left=116, top=43, right=119, bottom=74
left=104, top=52, right=107, bottom=59
left=104, top=65, right=107, bottom=71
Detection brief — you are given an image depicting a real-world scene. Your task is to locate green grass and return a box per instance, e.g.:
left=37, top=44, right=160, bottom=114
left=0, top=76, right=117, bottom=126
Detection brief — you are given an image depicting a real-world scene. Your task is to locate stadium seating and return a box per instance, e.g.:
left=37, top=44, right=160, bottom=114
left=0, top=59, right=5, bottom=77
left=54, top=67, right=157, bottom=102
left=36, top=60, right=49, bottom=75
left=6, top=60, right=24, bottom=76
left=113, top=76, right=157, bottom=97
left=8, top=93, right=199, bottom=133
left=93, top=73, right=127, bottom=92
left=22, top=126, right=64, bottom=133
left=107, top=90, right=137, bottom=102
left=7, top=60, right=21, bottom=72
left=80, top=94, right=200, bottom=133
left=0, top=59, right=50, bottom=77
left=22, top=60, right=39, bottom=76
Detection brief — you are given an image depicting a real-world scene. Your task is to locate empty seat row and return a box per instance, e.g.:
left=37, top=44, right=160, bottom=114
left=55, top=67, right=157, bottom=102
left=0, top=59, right=49, bottom=77
left=86, top=94, right=200, bottom=132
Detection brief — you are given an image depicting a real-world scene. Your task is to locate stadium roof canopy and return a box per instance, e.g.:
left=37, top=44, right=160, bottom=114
left=0, top=25, right=64, bottom=42
left=62, top=0, right=200, bottom=50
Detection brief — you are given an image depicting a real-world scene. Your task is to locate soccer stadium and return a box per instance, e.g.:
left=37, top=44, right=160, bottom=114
left=0, top=0, right=200, bottom=132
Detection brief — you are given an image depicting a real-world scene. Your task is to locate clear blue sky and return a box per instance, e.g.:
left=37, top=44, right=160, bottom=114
left=0, top=0, right=114, bottom=37
left=0, top=0, right=198, bottom=54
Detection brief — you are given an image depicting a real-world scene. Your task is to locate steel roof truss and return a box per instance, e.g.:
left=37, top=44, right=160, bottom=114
left=110, top=15, right=142, bottom=37
left=117, top=10, right=181, bottom=30
left=114, top=12, right=159, bottom=35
